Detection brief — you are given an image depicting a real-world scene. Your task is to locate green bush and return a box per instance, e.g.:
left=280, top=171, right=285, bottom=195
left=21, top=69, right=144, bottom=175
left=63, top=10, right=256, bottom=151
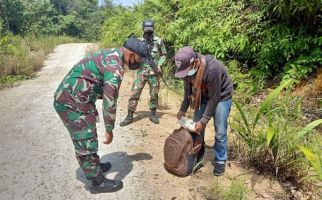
left=226, top=60, right=263, bottom=102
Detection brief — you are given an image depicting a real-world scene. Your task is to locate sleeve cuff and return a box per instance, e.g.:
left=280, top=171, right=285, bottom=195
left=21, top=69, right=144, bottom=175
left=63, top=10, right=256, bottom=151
left=180, top=105, right=188, bottom=113
left=200, top=117, right=210, bottom=125
left=105, top=125, right=113, bottom=132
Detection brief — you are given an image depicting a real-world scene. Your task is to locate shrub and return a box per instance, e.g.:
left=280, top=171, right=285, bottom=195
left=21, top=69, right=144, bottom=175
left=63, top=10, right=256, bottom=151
left=231, top=79, right=322, bottom=189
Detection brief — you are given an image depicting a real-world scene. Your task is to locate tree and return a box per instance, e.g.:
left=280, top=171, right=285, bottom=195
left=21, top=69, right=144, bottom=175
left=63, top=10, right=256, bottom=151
left=25, top=0, right=60, bottom=35
left=50, top=0, right=69, bottom=15
left=59, top=15, right=81, bottom=37
left=0, top=0, right=26, bottom=34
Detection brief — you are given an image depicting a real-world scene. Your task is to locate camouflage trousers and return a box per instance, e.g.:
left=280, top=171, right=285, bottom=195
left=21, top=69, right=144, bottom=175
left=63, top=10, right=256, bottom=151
left=128, top=71, right=160, bottom=112
left=54, top=101, right=103, bottom=179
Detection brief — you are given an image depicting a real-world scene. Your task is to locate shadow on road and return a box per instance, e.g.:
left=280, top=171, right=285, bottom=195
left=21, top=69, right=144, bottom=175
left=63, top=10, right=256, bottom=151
left=76, top=152, right=153, bottom=186
left=131, top=111, right=166, bottom=123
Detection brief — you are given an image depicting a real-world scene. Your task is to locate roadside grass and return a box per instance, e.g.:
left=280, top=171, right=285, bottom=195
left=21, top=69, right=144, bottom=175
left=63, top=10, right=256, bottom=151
left=0, top=33, right=79, bottom=88
left=0, top=75, right=29, bottom=88
left=206, top=177, right=249, bottom=200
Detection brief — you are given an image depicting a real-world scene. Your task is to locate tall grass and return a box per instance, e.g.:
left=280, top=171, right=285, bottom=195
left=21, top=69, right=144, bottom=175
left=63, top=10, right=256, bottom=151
left=0, top=33, right=78, bottom=88
left=231, top=79, right=322, bottom=190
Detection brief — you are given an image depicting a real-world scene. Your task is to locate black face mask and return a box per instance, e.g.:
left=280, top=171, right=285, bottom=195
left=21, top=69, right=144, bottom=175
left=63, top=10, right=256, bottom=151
left=129, top=62, right=140, bottom=70
left=143, top=31, right=154, bottom=41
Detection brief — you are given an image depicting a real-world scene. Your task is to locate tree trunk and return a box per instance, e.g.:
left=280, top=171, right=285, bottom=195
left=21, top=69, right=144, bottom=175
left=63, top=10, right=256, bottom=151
left=5, top=15, right=10, bottom=32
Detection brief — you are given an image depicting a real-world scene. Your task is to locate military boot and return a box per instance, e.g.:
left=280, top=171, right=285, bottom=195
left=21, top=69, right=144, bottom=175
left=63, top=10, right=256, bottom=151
left=120, top=110, right=134, bottom=126
left=149, top=108, right=159, bottom=124
left=90, top=175, right=123, bottom=194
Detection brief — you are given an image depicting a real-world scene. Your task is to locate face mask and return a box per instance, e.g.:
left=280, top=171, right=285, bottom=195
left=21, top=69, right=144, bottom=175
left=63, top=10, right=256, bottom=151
left=129, top=62, right=140, bottom=70
left=128, top=54, right=140, bottom=70
left=144, top=31, right=153, bottom=40
left=187, top=67, right=197, bottom=76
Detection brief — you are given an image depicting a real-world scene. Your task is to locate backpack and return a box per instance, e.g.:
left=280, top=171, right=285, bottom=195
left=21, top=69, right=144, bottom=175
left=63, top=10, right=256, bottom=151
left=163, top=128, right=203, bottom=177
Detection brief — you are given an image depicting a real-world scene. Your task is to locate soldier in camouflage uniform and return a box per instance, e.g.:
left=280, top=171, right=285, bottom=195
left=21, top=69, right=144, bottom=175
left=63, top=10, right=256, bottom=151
left=120, top=19, right=167, bottom=126
left=53, top=38, right=150, bottom=194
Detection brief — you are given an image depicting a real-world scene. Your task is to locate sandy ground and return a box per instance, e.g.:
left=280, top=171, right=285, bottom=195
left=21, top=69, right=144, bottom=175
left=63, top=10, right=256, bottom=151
left=0, top=43, right=289, bottom=200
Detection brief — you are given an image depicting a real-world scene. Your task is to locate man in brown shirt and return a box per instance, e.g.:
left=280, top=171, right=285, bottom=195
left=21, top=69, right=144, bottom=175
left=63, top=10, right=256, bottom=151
left=174, top=46, right=233, bottom=176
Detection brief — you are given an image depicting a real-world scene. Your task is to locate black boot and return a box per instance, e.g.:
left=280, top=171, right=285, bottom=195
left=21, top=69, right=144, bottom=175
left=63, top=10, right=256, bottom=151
left=149, top=109, right=159, bottom=124
left=100, top=162, right=111, bottom=173
left=213, top=162, right=226, bottom=176
left=90, top=175, right=123, bottom=194
left=120, top=110, right=134, bottom=126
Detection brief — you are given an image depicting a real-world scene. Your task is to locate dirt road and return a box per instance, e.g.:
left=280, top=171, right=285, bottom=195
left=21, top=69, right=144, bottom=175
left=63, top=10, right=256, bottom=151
left=0, top=44, right=286, bottom=200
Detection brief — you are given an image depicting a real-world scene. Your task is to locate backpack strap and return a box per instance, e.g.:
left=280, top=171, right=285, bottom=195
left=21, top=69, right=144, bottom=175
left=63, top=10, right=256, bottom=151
left=191, top=143, right=202, bottom=154
left=191, top=133, right=203, bottom=155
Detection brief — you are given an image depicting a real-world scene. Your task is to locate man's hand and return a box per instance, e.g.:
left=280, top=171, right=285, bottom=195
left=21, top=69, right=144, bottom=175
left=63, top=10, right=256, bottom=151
left=103, top=131, right=113, bottom=144
left=177, top=111, right=186, bottom=120
left=194, top=121, right=206, bottom=135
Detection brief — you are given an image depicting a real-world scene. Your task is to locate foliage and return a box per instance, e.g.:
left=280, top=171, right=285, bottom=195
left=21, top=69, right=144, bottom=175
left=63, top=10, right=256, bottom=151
left=0, top=0, right=26, bottom=34
left=298, top=140, right=322, bottom=184
left=25, top=0, right=61, bottom=35
left=231, top=79, right=322, bottom=187
left=226, top=60, right=263, bottom=102
left=101, top=0, right=321, bottom=91
left=0, top=33, right=77, bottom=87
left=297, top=120, right=322, bottom=186
left=0, top=75, right=28, bottom=88
left=58, top=15, right=82, bottom=37
left=255, top=0, right=320, bottom=26
left=0, top=0, right=110, bottom=40
left=101, top=6, right=141, bottom=47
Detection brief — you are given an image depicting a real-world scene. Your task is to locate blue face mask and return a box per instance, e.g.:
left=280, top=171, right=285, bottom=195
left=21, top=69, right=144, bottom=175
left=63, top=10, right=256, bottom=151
left=187, top=67, right=197, bottom=76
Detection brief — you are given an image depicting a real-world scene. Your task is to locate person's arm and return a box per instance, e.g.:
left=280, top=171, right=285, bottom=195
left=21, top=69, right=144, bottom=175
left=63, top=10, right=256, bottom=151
left=102, top=68, right=122, bottom=132
left=199, top=69, right=221, bottom=125
left=157, top=40, right=167, bottom=67
left=180, top=79, right=190, bottom=113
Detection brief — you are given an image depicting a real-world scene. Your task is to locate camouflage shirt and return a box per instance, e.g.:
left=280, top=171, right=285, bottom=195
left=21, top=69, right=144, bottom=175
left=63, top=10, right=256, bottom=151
left=139, top=35, right=167, bottom=74
left=54, top=48, right=124, bottom=132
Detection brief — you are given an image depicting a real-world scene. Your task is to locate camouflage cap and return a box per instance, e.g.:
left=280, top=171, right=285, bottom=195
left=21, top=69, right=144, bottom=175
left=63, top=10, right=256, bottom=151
left=174, top=46, right=196, bottom=78
left=124, top=38, right=149, bottom=58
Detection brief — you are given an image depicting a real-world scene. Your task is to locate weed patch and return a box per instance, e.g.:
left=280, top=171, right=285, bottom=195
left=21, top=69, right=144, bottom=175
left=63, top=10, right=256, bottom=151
left=207, top=177, right=249, bottom=200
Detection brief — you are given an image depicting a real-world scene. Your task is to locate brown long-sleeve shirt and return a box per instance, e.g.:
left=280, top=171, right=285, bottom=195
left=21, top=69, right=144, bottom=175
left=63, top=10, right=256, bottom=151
left=180, top=55, right=233, bottom=125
